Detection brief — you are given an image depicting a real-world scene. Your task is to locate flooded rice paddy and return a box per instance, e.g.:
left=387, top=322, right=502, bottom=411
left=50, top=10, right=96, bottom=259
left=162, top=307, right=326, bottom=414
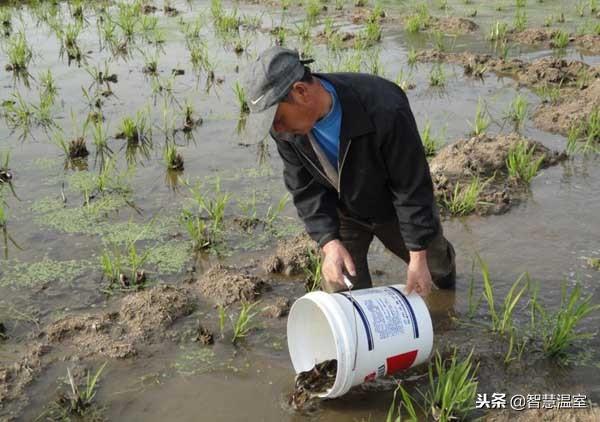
left=0, top=0, right=599, bottom=420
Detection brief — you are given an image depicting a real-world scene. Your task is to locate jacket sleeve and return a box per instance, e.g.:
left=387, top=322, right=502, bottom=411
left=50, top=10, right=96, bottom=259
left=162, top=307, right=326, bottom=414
left=273, top=136, right=340, bottom=248
left=381, top=105, right=438, bottom=251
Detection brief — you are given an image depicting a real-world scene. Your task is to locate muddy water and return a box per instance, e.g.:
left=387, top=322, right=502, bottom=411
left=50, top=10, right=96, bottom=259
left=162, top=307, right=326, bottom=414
left=1, top=0, right=600, bottom=420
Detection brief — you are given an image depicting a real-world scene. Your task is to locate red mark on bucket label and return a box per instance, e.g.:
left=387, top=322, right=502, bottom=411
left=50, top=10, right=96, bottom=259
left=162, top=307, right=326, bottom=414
left=385, top=350, right=418, bottom=375
left=364, top=372, right=376, bottom=383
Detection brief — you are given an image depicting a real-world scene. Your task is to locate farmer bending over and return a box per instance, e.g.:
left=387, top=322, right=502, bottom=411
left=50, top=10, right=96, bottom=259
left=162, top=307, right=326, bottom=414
left=242, top=47, right=456, bottom=297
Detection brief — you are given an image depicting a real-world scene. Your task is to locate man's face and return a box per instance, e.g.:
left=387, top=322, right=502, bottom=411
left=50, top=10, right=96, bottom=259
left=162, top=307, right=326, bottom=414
left=271, top=82, right=318, bottom=135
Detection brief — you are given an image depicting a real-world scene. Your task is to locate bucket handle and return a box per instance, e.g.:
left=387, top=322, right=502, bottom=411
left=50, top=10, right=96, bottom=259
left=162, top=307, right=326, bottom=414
left=343, top=276, right=359, bottom=372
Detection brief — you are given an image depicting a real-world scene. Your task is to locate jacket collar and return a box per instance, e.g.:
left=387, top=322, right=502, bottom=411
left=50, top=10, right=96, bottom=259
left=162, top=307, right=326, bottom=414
left=312, top=72, right=375, bottom=141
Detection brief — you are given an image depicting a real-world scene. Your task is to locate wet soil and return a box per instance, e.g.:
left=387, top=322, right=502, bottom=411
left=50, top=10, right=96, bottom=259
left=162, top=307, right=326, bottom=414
left=416, top=50, right=600, bottom=89
left=262, top=233, right=317, bottom=276
left=196, top=264, right=269, bottom=306
left=533, top=78, right=600, bottom=136
left=289, top=360, right=337, bottom=411
left=507, top=27, right=600, bottom=55
left=261, top=297, right=291, bottom=318
left=430, top=133, right=566, bottom=215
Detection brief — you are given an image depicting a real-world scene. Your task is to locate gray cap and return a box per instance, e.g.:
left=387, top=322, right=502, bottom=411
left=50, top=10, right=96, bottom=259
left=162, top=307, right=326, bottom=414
left=242, top=47, right=314, bottom=121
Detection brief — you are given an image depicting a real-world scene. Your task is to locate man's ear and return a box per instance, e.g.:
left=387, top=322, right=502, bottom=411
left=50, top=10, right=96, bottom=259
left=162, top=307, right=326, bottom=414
left=291, top=82, right=310, bottom=104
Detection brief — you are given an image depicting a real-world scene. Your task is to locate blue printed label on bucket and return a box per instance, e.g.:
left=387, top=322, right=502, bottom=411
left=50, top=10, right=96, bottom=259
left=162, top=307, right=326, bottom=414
left=359, top=287, right=418, bottom=341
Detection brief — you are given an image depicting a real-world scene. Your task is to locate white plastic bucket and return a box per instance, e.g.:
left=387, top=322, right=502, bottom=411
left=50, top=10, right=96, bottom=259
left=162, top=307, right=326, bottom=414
left=287, top=284, right=433, bottom=398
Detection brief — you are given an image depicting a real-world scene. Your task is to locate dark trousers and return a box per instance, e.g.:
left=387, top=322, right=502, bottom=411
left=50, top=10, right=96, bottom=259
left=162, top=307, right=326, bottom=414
left=321, top=205, right=456, bottom=293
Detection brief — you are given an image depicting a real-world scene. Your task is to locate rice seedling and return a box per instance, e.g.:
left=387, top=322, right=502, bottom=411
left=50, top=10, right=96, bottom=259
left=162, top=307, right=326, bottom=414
left=164, top=143, right=184, bottom=171
left=306, top=0, right=322, bottom=24
left=420, top=121, right=443, bottom=157
left=335, top=0, right=344, bottom=10
left=101, top=248, right=122, bottom=283
left=304, top=248, right=323, bottom=292
left=2, top=91, right=34, bottom=133
left=532, top=282, right=600, bottom=358
left=441, top=177, right=486, bottom=216
left=117, top=2, right=141, bottom=40
left=39, top=362, right=107, bottom=421
left=478, top=255, right=529, bottom=335
left=386, top=383, right=420, bottom=422
left=466, top=8, right=477, bottom=17
left=515, top=0, right=527, bottom=7
left=576, top=0, right=586, bottom=16
left=0, top=150, right=11, bottom=184
left=534, top=82, right=562, bottom=104
left=428, top=63, right=446, bottom=87
left=233, top=81, right=250, bottom=114
left=273, top=26, right=287, bottom=46
left=116, top=109, right=151, bottom=145
left=463, top=61, right=487, bottom=79
left=213, top=8, right=240, bottom=34
left=0, top=201, right=6, bottom=228
left=363, top=18, right=382, bottom=43
left=543, top=15, right=553, bottom=27
left=420, top=349, right=479, bottom=422
left=4, top=31, right=33, bottom=72
left=355, top=0, right=367, bottom=6
left=487, top=21, right=508, bottom=42
left=587, top=257, right=600, bottom=270
left=566, top=124, right=582, bottom=155
left=505, top=93, right=528, bottom=131
left=468, top=98, right=490, bottom=136
left=39, top=69, right=58, bottom=103
left=506, top=140, right=545, bottom=184
left=395, top=68, right=415, bottom=91
left=437, top=0, right=448, bottom=10
left=551, top=29, right=570, bottom=49
left=407, top=47, right=418, bottom=66
left=264, top=193, right=290, bottom=228
left=405, top=12, right=429, bottom=33
left=188, top=40, right=212, bottom=73
left=431, top=30, right=450, bottom=52
left=591, top=0, right=599, bottom=13
left=231, top=301, right=261, bottom=344
left=59, top=22, right=83, bottom=63
left=512, top=10, right=526, bottom=33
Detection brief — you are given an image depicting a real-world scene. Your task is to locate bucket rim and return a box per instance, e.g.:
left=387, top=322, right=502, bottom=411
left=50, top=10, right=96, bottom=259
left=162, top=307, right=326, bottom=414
left=287, top=291, right=356, bottom=398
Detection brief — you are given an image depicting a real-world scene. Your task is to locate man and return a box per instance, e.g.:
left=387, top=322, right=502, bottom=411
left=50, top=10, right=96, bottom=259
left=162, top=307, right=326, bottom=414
left=242, top=46, right=456, bottom=296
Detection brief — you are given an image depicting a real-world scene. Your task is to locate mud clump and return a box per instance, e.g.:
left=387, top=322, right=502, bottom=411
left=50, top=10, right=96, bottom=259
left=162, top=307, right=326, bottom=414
left=45, top=285, right=195, bottom=359
left=289, top=360, right=337, bottom=411
left=194, top=324, right=214, bottom=345
left=508, top=27, right=558, bottom=45
left=0, top=343, right=49, bottom=412
left=197, top=264, right=268, bottom=306
left=263, top=233, right=317, bottom=276
left=119, top=285, right=195, bottom=339
left=430, top=133, right=565, bottom=215
left=429, top=16, right=478, bottom=33
left=575, top=34, right=600, bottom=55
left=262, top=297, right=291, bottom=318
left=415, top=50, right=599, bottom=90
left=534, top=78, right=600, bottom=137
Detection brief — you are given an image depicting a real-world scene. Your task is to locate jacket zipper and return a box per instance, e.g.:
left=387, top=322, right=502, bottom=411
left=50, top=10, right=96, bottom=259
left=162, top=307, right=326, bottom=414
left=338, top=138, right=352, bottom=198
left=297, top=148, right=336, bottom=188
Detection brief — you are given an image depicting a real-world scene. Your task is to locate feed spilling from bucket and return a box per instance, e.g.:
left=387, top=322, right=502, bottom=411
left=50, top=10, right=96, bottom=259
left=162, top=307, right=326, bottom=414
left=287, top=284, right=434, bottom=400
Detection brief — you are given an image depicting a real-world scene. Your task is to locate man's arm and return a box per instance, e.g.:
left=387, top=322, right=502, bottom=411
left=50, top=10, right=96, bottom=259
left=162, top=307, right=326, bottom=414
left=380, top=105, right=438, bottom=252
left=381, top=103, right=438, bottom=296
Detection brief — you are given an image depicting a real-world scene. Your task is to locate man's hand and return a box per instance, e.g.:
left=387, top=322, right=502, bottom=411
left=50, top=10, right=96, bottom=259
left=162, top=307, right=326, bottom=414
left=405, top=250, right=432, bottom=297
left=322, top=239, right=356, bottom=290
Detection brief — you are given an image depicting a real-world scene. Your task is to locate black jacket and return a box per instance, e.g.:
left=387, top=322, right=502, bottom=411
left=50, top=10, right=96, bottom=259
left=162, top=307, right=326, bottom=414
left=270, top=72, right=439, bottom=251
